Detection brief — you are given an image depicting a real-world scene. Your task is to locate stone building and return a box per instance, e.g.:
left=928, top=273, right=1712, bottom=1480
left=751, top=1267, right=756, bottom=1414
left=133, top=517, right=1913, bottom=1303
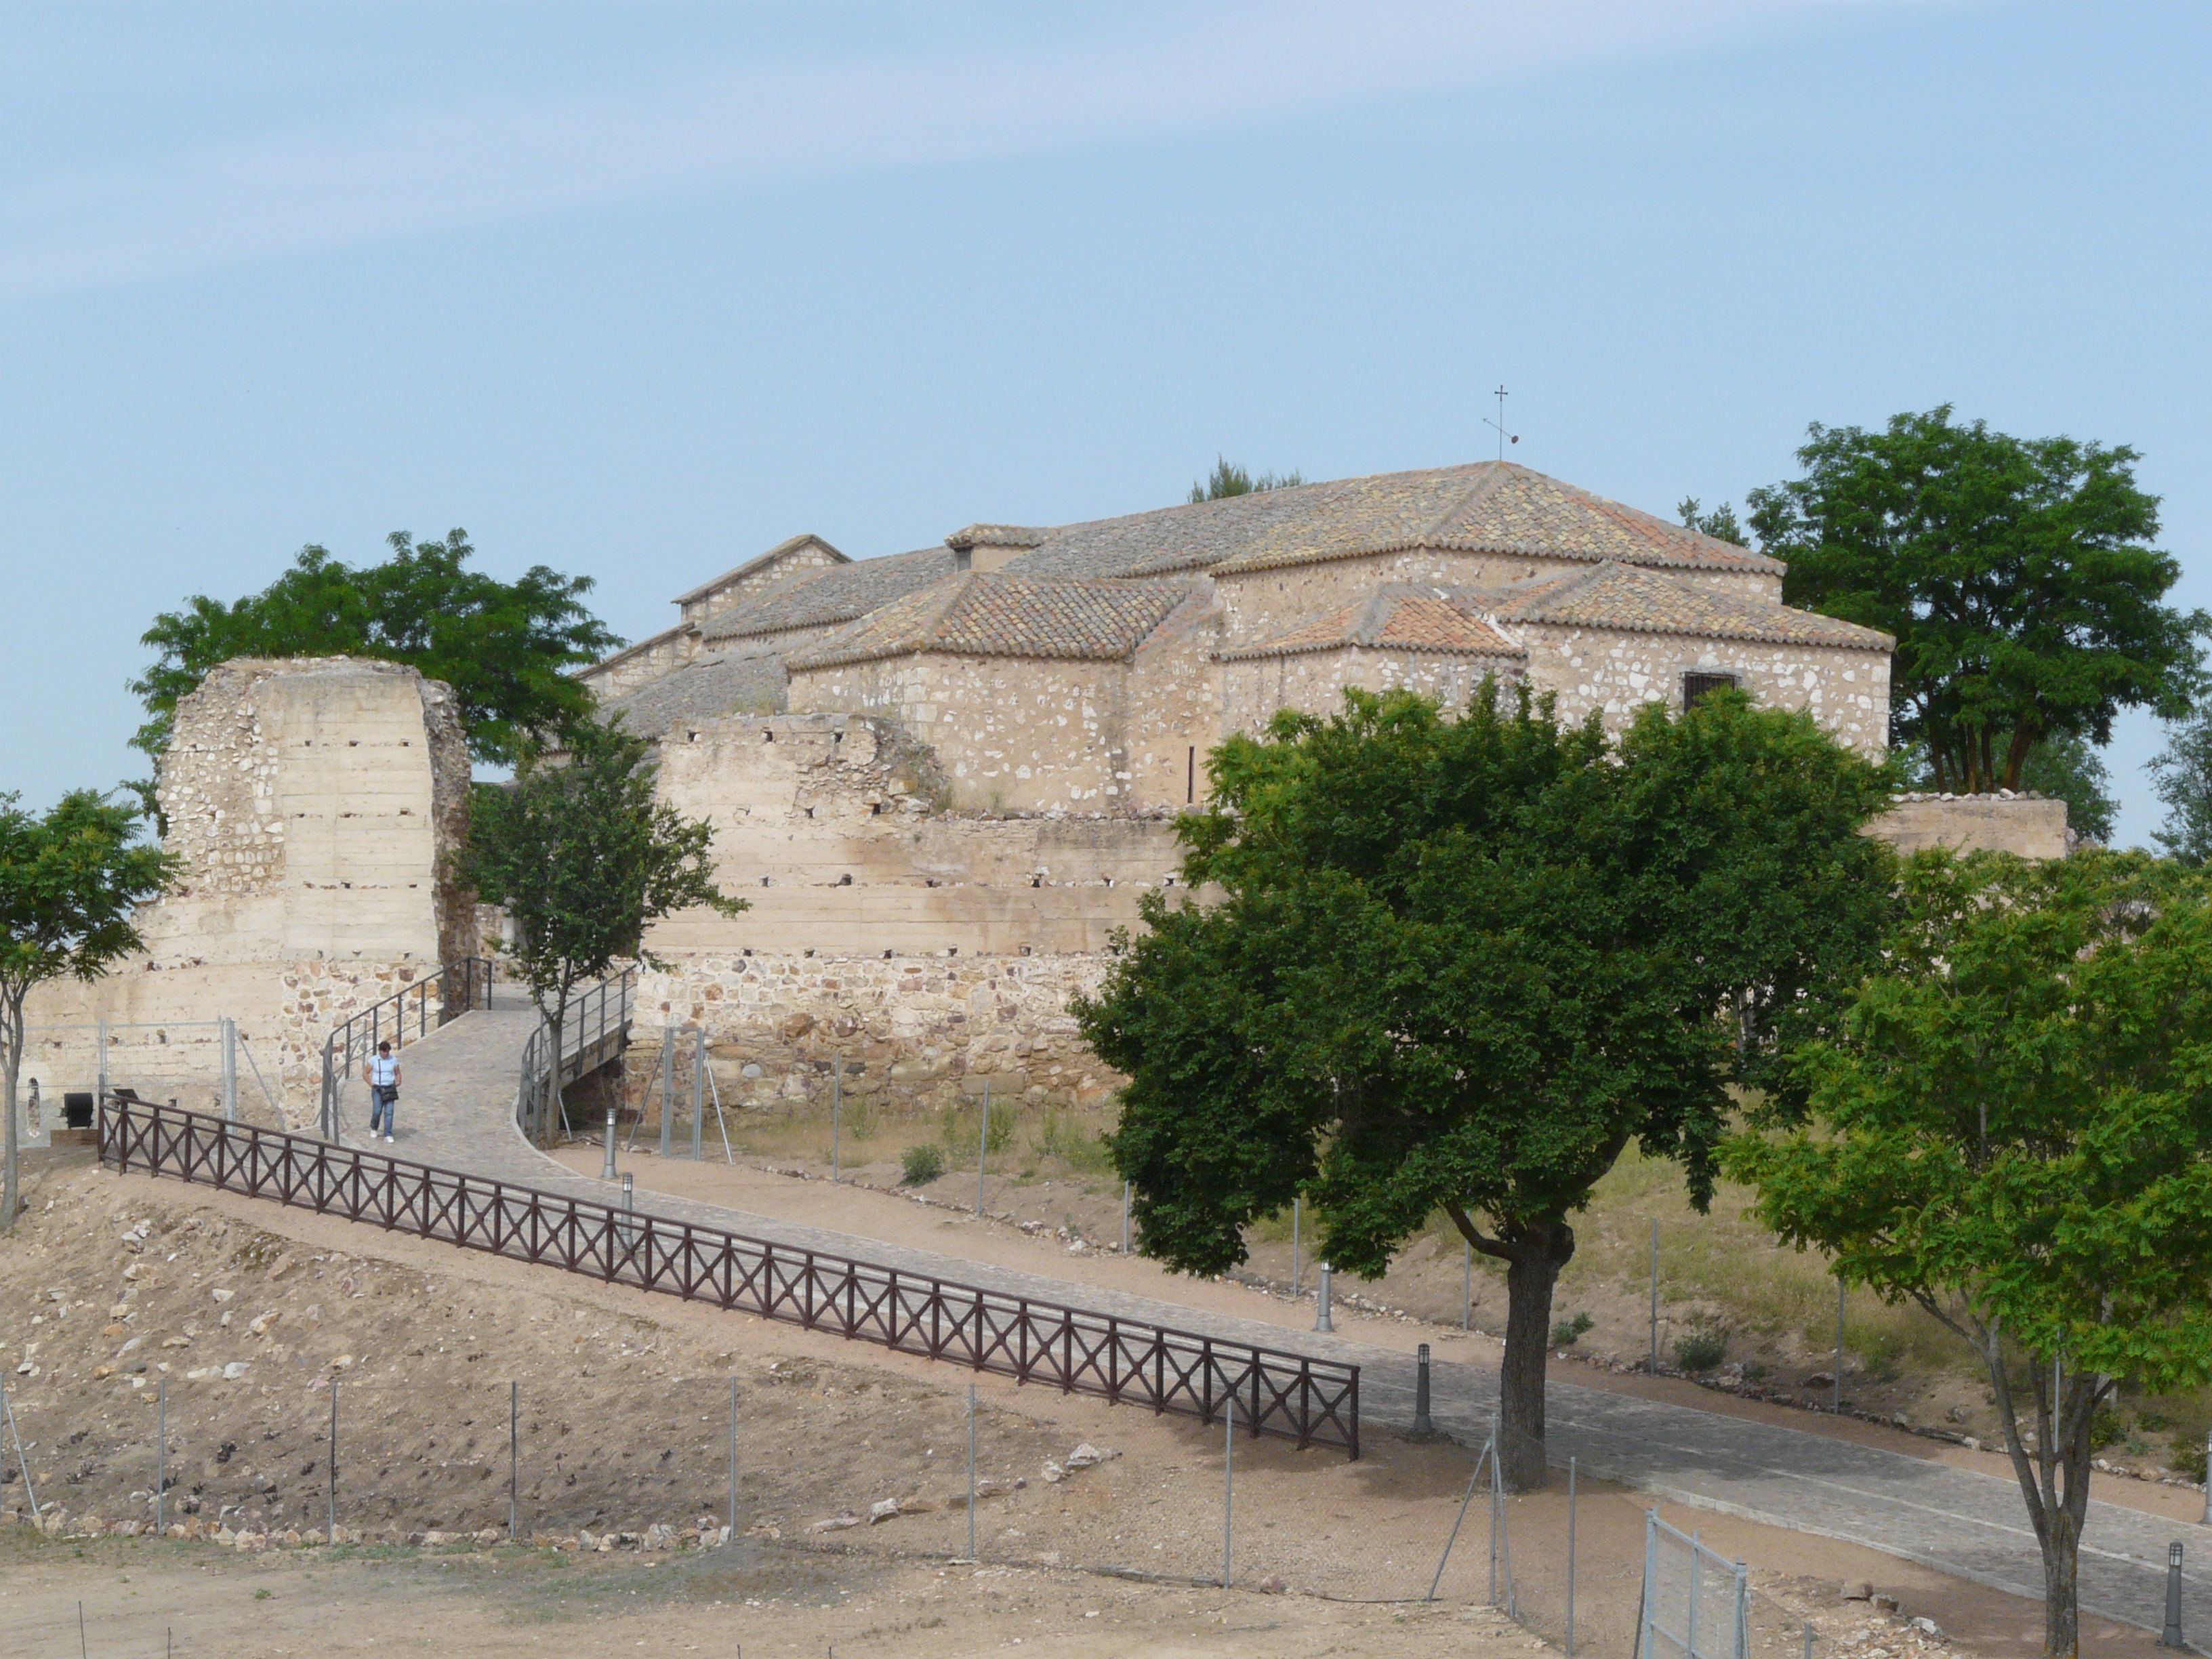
left=583, top=460, right=1895, bottom=815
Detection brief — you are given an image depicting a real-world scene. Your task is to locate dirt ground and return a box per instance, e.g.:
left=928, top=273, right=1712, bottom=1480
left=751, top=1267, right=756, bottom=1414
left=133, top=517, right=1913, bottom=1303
left=0, top=1143, right=2182, bottom=1658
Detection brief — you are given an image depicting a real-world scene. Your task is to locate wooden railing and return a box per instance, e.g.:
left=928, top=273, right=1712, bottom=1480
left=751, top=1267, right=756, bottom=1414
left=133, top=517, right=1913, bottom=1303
left=101, top=1097, right=1360, bottom=1458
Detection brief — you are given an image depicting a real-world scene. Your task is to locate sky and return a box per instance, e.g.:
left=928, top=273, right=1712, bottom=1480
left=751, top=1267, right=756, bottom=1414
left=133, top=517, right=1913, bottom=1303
left=2, top=1, right=2207, bottom=845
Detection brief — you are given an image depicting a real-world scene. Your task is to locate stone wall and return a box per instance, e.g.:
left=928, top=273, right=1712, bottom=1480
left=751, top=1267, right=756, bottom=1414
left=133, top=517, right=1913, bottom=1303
left=1221, top=647, right=1523, bottom=735
left=1875, top=792, right=2072, bottom=859
left=626, top=951, right=1123, bottom=1120
left=1517, top=623, right=1891, bottom=756
left=23, top=659, right=470, bottom=1128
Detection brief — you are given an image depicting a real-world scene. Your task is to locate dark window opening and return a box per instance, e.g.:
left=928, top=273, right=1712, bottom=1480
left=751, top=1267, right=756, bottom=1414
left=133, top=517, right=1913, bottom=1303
left=1683, top=672, right=1739, bottom=711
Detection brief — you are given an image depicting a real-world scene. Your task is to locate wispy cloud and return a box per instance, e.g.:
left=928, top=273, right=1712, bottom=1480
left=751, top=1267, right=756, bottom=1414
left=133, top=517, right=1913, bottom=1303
left=0, top=0, right=1931, bottom=301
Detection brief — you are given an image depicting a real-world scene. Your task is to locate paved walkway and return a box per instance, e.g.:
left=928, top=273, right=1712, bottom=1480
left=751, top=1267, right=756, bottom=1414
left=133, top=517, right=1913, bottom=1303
left=349, top=1008, right=2209, bottom=1637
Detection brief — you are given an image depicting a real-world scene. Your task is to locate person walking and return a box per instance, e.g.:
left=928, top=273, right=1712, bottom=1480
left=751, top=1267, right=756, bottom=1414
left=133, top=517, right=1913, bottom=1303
left=363, top=1041, right=401, bottom=1143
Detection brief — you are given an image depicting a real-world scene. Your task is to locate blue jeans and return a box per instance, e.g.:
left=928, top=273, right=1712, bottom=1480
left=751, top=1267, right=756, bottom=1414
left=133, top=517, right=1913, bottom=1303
left=369, top=1085, right=398, bottom=1137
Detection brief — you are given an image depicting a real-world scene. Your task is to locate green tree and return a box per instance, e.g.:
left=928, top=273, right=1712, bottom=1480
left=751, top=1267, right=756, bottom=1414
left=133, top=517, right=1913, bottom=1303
left=461, top=721, right=746, bottom=1141
left=1189, top=457, right=1305, bottom=502
left=2015, top=733, right=2116, bottom=843
left=1074, top=686, right=1895, bottom=1488
left=0, top=792, right=174, bottom=1228
left=1677, top=496, right=1750, bottom=546
left=2150, top=712, right=2212, bottom=867
left=131, top=530, right=619, bottom=767
left=1727, top=850, right=2212, bottom=1659
left=1748, top=407, right=2203, bottom=793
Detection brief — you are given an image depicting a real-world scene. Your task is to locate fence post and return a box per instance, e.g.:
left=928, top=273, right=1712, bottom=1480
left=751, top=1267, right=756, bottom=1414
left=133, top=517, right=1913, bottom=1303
left=508, top=1381, right=518, bottom=1543
left=1291, top=1196, right=1301, bottom=1294
left=976, top=1081, right=989, bottom=1218
left=968, top=1384, right=979, bottom=1561
left=2203, top=1431, right=2212, bottom=1528
left=1414, top=1344, right=1433, bottom=1436
left=1222, top=1386, right=1233, bottom=1589
left=1835, top=1275, right=1846, bottom=1415
left=2, top=1359, right=39, bottom=1520
left=1315, top=1261, right=1333, bottom=1332
left=1567, top=1455, right=1578, bottom=1655
left=659, top=1025, right=674, bottom=1157
left=1641, top=1511, right=1658, bottom=1659
left=155, top=1378, right=166, bottom=1534
left=832, top=1056, right=842, bottom=1182
left=1734, top=1559, right=1751, bottom=1659
left=1686, top=1531, right=1700, bottom=1659
left=97, top=1016, right=108, bottom=1114
left=691, top=1027, right=705, bottom=1161
left=222, top=1019, right=238, bottom=1122
left=327, top=1380, right=338, bottom=1544
left=1122, top=1181, right=1131, bottom=1255
left=1428, top=1430, right=1490, bottom=1601
left=728, top=1376, right=739, bottom=1546
left=1463, top=1239, right=1473, bottom=1331
left=1650, top=1218, right=1660, bottom=1373
left=1488, top=1415, right=1500, bottom=1605
left=602, top=1102, right=617, bottom=1183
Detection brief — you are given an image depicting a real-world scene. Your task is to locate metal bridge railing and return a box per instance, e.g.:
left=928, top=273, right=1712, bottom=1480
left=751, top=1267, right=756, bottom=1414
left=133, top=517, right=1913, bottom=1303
left=319, top=958, right=494, bottom=1141
left=99, top=1094, right=1361, bottom=1459
left=515, top=968, right=637, bottom=1142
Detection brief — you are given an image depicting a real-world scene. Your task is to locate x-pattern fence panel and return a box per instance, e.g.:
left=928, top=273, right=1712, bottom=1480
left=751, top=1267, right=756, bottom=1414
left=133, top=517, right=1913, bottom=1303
left=100, top=1097, right=1360, bottom=1458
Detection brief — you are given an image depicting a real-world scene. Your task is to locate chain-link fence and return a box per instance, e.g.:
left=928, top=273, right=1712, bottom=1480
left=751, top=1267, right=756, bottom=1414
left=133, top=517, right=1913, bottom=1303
left=13, top=1019, right=288, bottom=1148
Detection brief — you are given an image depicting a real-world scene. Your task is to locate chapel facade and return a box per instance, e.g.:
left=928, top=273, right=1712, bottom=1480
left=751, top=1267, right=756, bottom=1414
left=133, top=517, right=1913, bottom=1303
left=581, top=460, right=1894, bottom=813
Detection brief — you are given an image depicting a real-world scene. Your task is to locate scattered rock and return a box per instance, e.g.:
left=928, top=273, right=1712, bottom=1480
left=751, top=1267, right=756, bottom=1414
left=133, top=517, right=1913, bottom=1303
left=1805, top=1373, right=1835, bottom=1389
left=867, top=1498, right=902, bottom=1523
left=1065, top=1443, right=1112, bottom=1470
left=1041, top=1460, right=1066, bottom=1484
left=211, top=1288, right=234, bottom=1303
left=1872, top=1593, right=1902, bottom=1614
left=1841, top=1582, right=1873, bottom=1601
left=1910, top=1616, right=1945, bottom=1641
left=811, top=1513, right=861, bottom=1532
left=1256, top=1574, right=1288, bottom=1594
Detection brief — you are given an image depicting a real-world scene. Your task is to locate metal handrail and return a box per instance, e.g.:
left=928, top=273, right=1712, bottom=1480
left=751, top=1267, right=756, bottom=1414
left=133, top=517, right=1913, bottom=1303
left=100, top=1095, right=1360, bottom=1458
left=515, top=968, right=637, bottom=1141
left=319, top=958, right=495, bottom=1140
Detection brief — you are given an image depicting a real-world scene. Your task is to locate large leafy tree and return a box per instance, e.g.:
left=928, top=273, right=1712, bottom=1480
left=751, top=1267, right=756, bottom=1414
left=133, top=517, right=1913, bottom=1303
left=1749, top=407, right=2203, bottom=794
left=2149, top=710, right=2212, bottom=867
left=462, top=720, right=746, bottom=1142
left=0, top=792, right=174, bottom=1228
left=131, top=530, right=619, bottom=767
left=1727, top=850, right=2212, bottom=1659
left=1075, top=686, right=1896, bottom=1488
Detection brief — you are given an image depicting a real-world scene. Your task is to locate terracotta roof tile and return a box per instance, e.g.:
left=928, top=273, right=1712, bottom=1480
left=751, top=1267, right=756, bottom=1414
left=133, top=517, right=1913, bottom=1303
left=1477, top=562, right=1893, bottom=650
left=697, top=546, right=958, bottom=642
left=593, top=644, right=789, bottom=737
left=787, top=573, right=1193, bottom=671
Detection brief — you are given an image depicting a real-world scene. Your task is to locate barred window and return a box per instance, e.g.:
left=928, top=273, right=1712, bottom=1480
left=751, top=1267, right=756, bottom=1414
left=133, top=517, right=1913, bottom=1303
left=1682, top=672, right=1740, bottom=710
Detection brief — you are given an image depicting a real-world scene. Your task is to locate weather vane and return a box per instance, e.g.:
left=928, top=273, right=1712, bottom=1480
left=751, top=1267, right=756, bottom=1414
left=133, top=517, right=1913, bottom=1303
left=1483, top=384, right=1519, bottom=462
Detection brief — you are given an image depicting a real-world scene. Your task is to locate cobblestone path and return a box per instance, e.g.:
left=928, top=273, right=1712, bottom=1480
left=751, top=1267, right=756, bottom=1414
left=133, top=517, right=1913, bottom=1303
left=344, top=1007, right=2210, bottom=1638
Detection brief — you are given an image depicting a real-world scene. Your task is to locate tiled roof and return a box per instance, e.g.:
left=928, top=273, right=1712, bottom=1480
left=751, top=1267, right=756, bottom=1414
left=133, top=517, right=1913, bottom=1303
left=593, top=644, right=790, bottom=737
left=697, top=546, right=959, bottom=642
left=1002, top=462, right=1782, bottom=581
left=787, top=573, right=1193, bottom=671
left=945, top=523, right=1050, bottom=550
left=674, top=533, right=848, bottom=606
left=1218, top=586, right=1525, bottom=662
left=1477, top=562, right=1893, bottom=651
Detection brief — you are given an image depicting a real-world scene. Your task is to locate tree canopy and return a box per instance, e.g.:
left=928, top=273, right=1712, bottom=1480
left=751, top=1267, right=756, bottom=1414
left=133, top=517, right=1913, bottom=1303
left=131, top=530, right=620, bottom=767
left=1727, top=849, right=2212, bottom=1659
left=1075, top=685, right=1896, bottom=1487
left=1189, top=457, right=1305, bottom=502
left=1677, top=496, right=1750, bottom=546
left=2150, top=710, right=2212, bottom=867
left=0, top=792, right=174, bottom=1227
left=461, top=720, right=745, bottom=1141
left=1748, top=407, right=2203, bottom=794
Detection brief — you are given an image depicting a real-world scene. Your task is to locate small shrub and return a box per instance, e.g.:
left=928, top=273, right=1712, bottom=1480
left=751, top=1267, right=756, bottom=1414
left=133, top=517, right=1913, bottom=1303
left=2138, top=1409, right=2173, bottom=1433
left=1674, top=1328, right=1726, bottom=1373
left=1742, top=1361, right=1769, bottom=1383
left=2171, top=1437, right=2208, bottom=1483
left=2090, top=1406, right=2126, bottom=1450
left=1034, top=1107, right=1115, bottom=1176
left=900, top=1143, right=945, bottom=1186
left=1551, top=1311, right=1595, bottom=1347
left=939, top=1099, right=1015, bottom=1160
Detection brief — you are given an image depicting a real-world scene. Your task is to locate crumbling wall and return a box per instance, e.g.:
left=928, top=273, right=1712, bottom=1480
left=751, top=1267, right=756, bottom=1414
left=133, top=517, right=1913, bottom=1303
left=1875, top=793, right=2072, bottom=859
left=24, top=659, right=471, bottom=1128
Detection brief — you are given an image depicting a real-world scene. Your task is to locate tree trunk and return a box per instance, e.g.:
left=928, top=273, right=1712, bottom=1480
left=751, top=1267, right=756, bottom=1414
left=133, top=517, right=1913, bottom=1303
left=2042, top=1507, right=2081, bottom=1659
left=1497, top=1221, right=1576, bottom=1492
left=1, top=996, right=20, bottom=1231
left=541, top=1010, right=565, bottom=1147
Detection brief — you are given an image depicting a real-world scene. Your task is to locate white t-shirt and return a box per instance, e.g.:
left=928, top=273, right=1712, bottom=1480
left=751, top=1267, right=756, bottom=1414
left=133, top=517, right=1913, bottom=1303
left=369, top=1055, right=398, bottom=1088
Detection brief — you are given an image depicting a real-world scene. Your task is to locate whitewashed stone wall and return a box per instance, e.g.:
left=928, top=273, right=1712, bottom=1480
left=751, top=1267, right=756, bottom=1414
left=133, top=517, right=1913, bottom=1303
left=1517, top=623, right=1891, bottom=755
left=1220, top=647, right=1525, bottom=735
